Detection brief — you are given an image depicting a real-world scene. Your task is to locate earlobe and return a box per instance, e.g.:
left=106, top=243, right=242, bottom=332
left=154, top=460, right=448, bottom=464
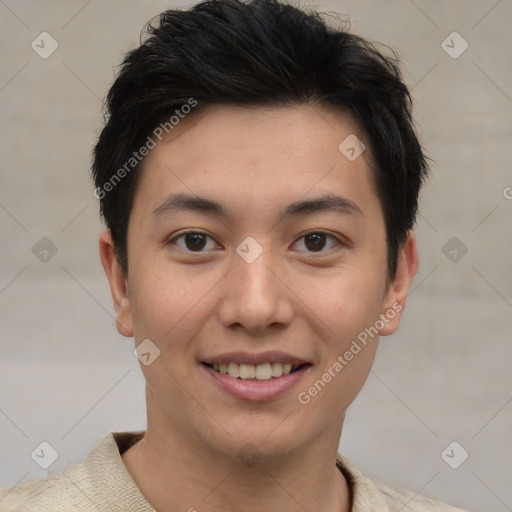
left=98, top=230, right=134, bottom=338
left=378, top=230, right=419, bottom=336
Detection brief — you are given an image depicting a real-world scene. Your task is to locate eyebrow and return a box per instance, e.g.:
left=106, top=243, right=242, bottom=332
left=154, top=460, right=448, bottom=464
left=151, top=193, right=363, bottom=220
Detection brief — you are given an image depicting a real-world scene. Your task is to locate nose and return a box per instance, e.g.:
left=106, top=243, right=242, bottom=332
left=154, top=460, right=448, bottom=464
left=217, top=246, right=294, bottom=333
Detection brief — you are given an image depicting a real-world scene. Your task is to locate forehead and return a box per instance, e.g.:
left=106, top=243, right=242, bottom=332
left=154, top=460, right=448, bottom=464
left=132, top=104, right=380, bottom=223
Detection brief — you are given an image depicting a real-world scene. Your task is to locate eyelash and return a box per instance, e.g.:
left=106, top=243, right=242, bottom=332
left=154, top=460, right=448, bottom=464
left=167, top=230, right=344, bottom=254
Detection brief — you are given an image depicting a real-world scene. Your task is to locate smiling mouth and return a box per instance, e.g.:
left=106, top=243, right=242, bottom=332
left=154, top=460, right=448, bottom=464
left=202, top=362, right=310, bottom=381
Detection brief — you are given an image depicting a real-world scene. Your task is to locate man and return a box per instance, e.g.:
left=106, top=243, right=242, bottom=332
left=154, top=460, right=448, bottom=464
left=0, top=0, right=467, bottom=510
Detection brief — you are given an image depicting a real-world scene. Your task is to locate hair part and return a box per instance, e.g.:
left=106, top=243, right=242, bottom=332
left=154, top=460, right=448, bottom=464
left=92, top=0, right=429, bottom=279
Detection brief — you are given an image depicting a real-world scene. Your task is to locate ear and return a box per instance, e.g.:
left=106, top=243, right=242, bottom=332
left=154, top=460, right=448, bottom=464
left=378, top=230, right=419, bottom=336
left=99, top=230, right=134, bottom=338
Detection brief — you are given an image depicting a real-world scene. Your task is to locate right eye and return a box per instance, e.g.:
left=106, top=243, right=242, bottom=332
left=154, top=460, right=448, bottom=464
left=167, top=230, right=221, bottom=252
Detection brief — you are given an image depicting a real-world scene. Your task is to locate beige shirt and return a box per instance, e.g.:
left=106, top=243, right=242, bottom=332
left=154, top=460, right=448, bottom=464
left=0, top=431, right=468, bottom=511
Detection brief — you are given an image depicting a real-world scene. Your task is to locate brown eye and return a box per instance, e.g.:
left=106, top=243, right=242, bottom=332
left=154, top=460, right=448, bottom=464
left=168, top=231, right=218, bottom=252
left=294, top=231, right=340, bottom=253
left=304, top=232, right=327, bottom=251
left=184, top=233, right=207, bottom=251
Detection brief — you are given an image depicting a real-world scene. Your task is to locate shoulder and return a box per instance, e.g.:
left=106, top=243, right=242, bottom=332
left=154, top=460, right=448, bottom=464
left=0, top=460, right=93, bottom=512
left=336, top=453, right=468, bottom=512
left=375, top=481, right=468, bottom=511
left=0, top=431, right=150, bottom=512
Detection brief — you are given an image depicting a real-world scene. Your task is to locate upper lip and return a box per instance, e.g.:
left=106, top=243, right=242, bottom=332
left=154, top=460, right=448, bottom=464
left=201, top=351, right=311, bottom=366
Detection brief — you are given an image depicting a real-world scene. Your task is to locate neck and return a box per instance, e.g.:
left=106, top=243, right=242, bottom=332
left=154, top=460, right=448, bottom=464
left=122, top=417, right=351, bottom=512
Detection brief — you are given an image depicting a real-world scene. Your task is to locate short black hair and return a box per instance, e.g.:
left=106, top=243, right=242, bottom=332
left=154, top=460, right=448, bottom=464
left=92, top=0, right=429, bottom=280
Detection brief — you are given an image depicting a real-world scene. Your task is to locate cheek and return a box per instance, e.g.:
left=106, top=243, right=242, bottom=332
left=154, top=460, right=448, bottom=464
left=297, top=328, right=379, bottom=420
left=294, top=273, right=383, bottom=408
left=129, top=265, right=217, bottom=347
left=301, top=268, right=384, bottom=337
left=318, top=288, right=381, bottom=379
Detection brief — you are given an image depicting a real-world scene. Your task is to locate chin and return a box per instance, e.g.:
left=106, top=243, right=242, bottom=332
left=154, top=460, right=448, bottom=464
left=203, top=414, right=308, bottom=461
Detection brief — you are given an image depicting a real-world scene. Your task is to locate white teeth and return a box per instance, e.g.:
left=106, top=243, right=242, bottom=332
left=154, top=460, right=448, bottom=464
left=210, top=362, right=300, bottom=381
left=227, top=362, right=239, bottom=378
left=239, top=364, right=255, bottom=379
left=255, top=363, right=272, bottom=380
left=271, top=362, right=282, bottom=377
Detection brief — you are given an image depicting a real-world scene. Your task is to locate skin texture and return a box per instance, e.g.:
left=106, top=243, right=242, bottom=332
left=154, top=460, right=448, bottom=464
left=99, top=104, right=418, bottom=512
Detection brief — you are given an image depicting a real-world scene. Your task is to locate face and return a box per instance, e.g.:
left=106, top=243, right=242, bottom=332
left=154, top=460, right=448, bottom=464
left=100, top=104, right=417, bottom=460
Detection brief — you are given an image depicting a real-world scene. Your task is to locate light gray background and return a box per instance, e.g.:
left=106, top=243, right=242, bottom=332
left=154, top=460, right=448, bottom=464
left=1, top=1, right=511, bottom=511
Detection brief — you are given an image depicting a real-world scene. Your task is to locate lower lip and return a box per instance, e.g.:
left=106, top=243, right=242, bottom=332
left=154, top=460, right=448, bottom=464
left=201, top=364, right=310, bottom=401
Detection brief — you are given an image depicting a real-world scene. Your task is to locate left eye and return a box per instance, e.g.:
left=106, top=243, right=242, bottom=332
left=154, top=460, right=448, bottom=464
left=292, top=231, right=340, bottom=253
left=168, top=230, right=340, bottom=253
